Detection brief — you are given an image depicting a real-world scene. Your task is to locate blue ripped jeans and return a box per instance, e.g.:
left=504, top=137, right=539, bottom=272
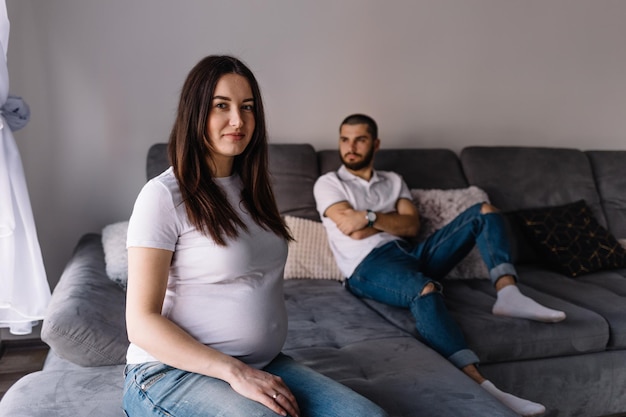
left=346, top=203, right=517, bottom=369
left=123, top=353, right=388, bottom=417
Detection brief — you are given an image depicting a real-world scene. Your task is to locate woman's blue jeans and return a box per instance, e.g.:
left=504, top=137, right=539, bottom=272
left=346, top=203, right=517, bottom=369
left=122, top=353, right=388, bottom=417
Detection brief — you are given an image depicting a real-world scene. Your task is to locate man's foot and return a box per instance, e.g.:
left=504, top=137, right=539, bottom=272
left=481, top=380, right=546, bottom=416
left=493, top=285, right=566, bottom=323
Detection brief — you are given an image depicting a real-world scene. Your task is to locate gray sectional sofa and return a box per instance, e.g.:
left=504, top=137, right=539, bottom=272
left=2, top=143, right=626, bottom=417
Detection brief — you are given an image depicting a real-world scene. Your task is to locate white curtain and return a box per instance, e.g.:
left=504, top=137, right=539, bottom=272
left=0, top=0, right=50, bottom=335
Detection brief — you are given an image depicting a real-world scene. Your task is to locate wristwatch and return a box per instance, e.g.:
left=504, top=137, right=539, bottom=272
left=366, top=210, right=377, bottom=228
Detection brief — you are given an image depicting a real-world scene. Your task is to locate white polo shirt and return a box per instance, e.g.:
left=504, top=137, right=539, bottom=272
left=313, top=165, right=412, bottom=277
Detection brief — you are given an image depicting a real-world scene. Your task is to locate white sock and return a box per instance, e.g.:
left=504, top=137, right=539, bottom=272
left=492, top=285, right=566, bottom=323
left=481, top=380, right=546, bottom=416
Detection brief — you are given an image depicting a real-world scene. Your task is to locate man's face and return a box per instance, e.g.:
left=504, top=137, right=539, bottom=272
left=339, top=123, right=378, bottom=171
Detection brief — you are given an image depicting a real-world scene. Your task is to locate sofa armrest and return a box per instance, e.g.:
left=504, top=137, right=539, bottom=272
left=41, top=233, right=129, bottom=367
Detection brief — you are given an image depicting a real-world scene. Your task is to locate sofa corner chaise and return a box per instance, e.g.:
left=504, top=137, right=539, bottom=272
left=2, top=142, right=626, bottom=417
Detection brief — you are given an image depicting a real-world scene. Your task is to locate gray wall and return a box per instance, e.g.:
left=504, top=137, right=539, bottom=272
left=5, top=0, right=626, bottom=288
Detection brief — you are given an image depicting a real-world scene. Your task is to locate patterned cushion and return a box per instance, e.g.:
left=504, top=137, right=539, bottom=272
left=102, top=217, right=345, bottom=282
left=284, top=216, right=344, bottom=281
left=515, top=200, right=626, bottom=277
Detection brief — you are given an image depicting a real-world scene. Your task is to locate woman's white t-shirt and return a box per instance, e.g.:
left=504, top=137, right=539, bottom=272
left=126, top=167, right=288, bottom=369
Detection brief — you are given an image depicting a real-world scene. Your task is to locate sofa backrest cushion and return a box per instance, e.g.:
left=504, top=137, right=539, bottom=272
left=146, top=145, right=469, bottom=221
left=461, top=146, right=607, bottom=264
left=147, top=143, right=322, bottom=221
left=269, top=144, right=320, bottom=220
left=460, top=146, right=606, bottom=224
left=587, top=150, right=626, bottom=239
left=147, top=143, right=169, bottom=180
left=41, top=234, right=129, bottom=366
left=318, top=148, right=469, bottom=190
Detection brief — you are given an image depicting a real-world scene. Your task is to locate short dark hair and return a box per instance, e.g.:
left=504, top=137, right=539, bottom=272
left=340, top=114, right=378, bottom=140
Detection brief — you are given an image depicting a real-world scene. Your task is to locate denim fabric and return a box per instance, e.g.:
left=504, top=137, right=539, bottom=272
left=122, top=354, right=388, bottom=417
left=346, top=203, right=517, bottom=369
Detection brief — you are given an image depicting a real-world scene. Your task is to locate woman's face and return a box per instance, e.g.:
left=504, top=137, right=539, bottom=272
left=206, top=73, right=256, bottom=175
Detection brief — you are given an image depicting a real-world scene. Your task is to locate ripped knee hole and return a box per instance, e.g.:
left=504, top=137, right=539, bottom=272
left=480, top=203, right=499, bottom=214
left=420, top=282, right=438, bottom=296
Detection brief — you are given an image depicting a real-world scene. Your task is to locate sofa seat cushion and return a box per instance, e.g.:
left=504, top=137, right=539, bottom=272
left=480, top=349, right=626, bottom=417
left=361, top=278, right=609, bottom=363
left=0, top=365, right=125, bottom=417
left=283, top=280, right=409, bottom=349
left=282, top=280, right=517, bottom=417
left=517, top=265, right=626, bottom=349
left=286, top=338, right=517, bottom=417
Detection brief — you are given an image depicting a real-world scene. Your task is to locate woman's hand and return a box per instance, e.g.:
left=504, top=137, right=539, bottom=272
left=228, top=364, right=300, bottom=417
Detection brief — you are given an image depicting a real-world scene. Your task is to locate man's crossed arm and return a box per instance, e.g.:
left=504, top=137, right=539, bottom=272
left=323, top=198, right=420, bottom=240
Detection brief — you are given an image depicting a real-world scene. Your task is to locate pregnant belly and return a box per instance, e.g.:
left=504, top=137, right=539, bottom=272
left=164, top=280, right=287, bottom=368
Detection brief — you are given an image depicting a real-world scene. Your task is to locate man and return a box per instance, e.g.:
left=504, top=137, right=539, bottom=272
left=313, top=114, right=566, bottom=417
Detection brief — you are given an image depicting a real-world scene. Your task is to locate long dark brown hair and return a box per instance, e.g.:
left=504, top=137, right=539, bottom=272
left=168, top=55, right=291, bottom=245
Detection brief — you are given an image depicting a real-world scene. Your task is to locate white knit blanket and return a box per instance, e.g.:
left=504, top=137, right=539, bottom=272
left=411, top=186, right=490, bottom=279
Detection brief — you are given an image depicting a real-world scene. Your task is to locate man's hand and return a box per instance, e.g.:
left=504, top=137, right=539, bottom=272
left=349, top=227, right=381, bottom=240
left=329, top=205, right=368, bottom=236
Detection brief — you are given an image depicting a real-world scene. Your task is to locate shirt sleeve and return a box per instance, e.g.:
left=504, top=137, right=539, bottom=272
left=127, top=179, right=180, bottom=251
left=398, top=175, right=412, bottom=201
left=313, top=173, right=348, bottom=218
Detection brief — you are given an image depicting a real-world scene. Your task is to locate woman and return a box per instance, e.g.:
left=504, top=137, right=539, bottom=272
left=122, top=55, right=388, bottom=417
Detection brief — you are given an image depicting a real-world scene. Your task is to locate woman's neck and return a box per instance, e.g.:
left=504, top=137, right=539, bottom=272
left=208, top=155, right=234, bottom=178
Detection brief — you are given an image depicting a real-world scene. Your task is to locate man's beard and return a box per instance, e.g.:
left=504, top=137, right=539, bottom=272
left=340, top=146, right=375, bottom=171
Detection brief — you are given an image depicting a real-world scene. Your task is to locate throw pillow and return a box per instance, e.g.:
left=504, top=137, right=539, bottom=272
left=410, top=186, right=490, bottom=279
left=284, top=215, right=344, bottom=281
left=102, top=221, right=129, bottom=288
left=102, top=217, right=345, bottom=284
left=514, top=200, right=626, bottom=277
